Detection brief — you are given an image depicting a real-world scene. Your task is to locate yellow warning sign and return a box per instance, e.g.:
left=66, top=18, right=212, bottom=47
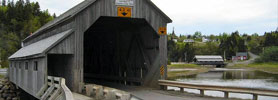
left=158, top=27, right=167, bottom=35
left=117, top=7, right=132, bottom=17
left=160, top=66, right=165, bottom=76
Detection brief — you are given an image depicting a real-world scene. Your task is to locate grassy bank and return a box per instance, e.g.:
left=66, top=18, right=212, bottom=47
left=227, top=62, right=278, bottom=74
left=168, top=64, right=202, bottom=68
left=167, top=64, right=209, bottom=80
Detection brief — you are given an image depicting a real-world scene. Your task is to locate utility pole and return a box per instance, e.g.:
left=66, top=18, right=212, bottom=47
left=224, top=50, right=226, bottom=61
left=184, top=52, right=187, bottom=63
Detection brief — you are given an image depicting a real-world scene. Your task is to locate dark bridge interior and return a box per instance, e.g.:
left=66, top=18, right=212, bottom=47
left=84, top=17, right=160, bottom=86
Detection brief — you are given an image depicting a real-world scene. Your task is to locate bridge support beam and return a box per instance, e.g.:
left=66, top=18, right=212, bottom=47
left=224, top=91, right=229, bottom=98
left=180, top=88, right=184, bottom=93
left=253, top=94, right=258, bottom=100
left=199, top=89, right=204, bottom=97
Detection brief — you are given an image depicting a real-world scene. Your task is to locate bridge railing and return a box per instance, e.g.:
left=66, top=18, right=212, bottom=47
left=158, top=80, right=278, bottom=100
left=37, top=76, right=74, bottom=100
left=60, top=78, right=74, bottom=100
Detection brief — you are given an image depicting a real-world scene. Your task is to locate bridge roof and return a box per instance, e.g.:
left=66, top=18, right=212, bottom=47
left=9, top=29, right=73, bottom=59
left=23, top=0, right=172, bottom=42
left=236, top=52, right=248, bottom=56
left=194, top=55, right=224, bottom=62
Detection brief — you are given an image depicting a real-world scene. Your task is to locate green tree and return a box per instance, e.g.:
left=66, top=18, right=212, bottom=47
left=184, top=43, right=195, bottom=62
left=256, top=46, right=278, bottom=62
left=193, top=31, right=202, bottom=39
left=0, top=0, right=54, bottom=67
left=219, top=31, right=247, bottom=60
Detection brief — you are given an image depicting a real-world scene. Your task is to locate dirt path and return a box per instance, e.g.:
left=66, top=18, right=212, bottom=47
left=227, top=52, right=259, bottom=66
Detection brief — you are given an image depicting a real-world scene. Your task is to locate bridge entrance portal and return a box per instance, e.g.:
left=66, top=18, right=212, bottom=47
left=47, top=54, right=74, bottom=89
left=84, top=17, right=160, bottom=86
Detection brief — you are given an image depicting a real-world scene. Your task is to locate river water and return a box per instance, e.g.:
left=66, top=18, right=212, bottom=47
left=168, top=68, right=278, bottom=100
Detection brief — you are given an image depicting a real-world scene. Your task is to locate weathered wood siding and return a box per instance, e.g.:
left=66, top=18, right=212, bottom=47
left=47, top=33, right=75, bottom=54
left=9, top=57, right=46, bottom=98
left=73, top=0, right=168, bottom=91
left=12, top=0, right=170, bottom=93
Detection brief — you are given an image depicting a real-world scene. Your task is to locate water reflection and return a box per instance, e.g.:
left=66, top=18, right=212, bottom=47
left=185, top=70, right=278, bottom=80
left=172, top=69, right=278, bottom=100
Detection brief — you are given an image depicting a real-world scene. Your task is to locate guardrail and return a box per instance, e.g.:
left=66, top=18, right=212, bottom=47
left=158, top=80, right=278, bottom=100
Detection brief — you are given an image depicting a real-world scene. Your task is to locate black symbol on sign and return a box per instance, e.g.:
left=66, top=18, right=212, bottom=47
left=160, top=31, right=165, bottom=34
left=122, top=12, right=128, bottom=16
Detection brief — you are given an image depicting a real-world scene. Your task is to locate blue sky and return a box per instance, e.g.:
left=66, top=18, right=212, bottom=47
left=30, top=0, right=278, bottom=35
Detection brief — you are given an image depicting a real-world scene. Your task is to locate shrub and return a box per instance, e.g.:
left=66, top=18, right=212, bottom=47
left=256, top=46, right=278, bottom=63
left=167, top=60, right=171, bottom=65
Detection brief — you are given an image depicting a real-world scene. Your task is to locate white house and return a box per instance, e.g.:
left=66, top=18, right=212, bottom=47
left=173, top=39, right=178, bottom=42
left=202, top=37, right=210, bottom=42
left=184, top=39, right=195, bottom=43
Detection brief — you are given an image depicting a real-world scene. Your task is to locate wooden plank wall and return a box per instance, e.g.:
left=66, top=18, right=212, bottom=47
left=9, top=57, right=46, bottom=98
left=47, top=33, right=75, bottom=54
left=73, top=0, right=169, bottom=91
left=13, top=0, right=170, bottom=93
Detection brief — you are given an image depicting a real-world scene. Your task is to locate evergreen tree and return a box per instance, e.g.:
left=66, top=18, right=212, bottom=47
left=0, top=0, right=54, bottom=67
left=53, top=13, right=56, bottom=18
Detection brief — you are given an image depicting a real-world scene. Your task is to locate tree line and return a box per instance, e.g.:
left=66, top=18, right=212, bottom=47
left=0, top=0, right=54, bottom=67
left=168, top=30, right=278, bottom=62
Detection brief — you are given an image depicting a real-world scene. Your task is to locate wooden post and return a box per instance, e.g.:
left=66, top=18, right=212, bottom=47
left=140, top=68, right=143, bottom=79
left=124, top=71, right=127, bottom=85
left=160, top=85, right=167, bottom=90
left=253, top=94, right=258, bottom=100
left=199, top=89, right=204, bottom=97
left=224, top=91, right=229, bottom=98
left=180, top=87, right=184, bottom=93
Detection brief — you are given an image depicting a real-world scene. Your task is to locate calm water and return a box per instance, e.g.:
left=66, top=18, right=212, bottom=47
left=169, top=68, right=278, bottom=100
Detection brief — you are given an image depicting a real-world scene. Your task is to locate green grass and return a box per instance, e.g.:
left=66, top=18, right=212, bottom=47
left=167, top=64, right=209, bottom=79
left=168, top=64, right=201, bottom=69
left=168, top=71, right=190, bottom=79
left=0, top=75, right=4, bottom=79
left=228, top=62, right=278, bottom=74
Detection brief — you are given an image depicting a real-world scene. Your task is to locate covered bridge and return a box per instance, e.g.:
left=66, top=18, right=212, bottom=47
left=193, top=55, right=225, bottom=67
left=8, top=0, right=172, bottom=99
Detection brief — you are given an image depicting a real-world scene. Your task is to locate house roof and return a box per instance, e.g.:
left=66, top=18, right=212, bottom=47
left=236, top=52, right=248, bottom=56
left=9, top=29, right=73, bottom=59
left=23, top=0, right=172, bottom=42
left=23, top=0, right=96, bottom=42
left=194, top=55, right=224, bottom=62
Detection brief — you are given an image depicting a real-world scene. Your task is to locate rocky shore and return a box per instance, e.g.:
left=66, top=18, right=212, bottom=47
left=0, top=79, right=20, bottom=100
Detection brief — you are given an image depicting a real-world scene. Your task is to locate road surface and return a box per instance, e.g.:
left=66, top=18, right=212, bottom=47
left=227, top=52, right=259, bottom=66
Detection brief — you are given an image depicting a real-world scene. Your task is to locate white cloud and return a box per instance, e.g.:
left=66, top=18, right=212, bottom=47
left=151, top=0, right=277, bottom=25
left=30, top=0, right=84, bottom=15
left=30, top=0, right=277, bottom=25
left=27, top=0, right=277, bottom=35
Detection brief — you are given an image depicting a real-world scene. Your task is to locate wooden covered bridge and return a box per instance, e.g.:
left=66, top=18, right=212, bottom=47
left=194, top=55, right=225, bottom=67
left=8, top=0, right=172, bottom=99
